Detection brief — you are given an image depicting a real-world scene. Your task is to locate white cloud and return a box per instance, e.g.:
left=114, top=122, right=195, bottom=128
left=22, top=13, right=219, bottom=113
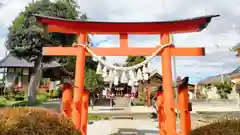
left=0, top=0, right=31, bottom=27
left=0, top=38, right=6, bottom=58
left=0, top=0, right=240, bottom=83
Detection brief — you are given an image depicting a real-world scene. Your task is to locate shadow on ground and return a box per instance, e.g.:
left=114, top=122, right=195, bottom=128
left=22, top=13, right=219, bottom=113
left=98, top=108, right=125, bottom=111
left=110, top=128, right=159, bottom=135
left=94, top=99, right=114, bottom=106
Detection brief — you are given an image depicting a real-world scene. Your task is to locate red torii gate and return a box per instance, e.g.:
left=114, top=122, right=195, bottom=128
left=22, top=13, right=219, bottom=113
left=35, top=14, right=219, bottom=135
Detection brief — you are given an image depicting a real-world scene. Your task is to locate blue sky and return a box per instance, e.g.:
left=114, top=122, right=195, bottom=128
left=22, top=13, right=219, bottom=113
left=0, top=0, right=240, bottom=84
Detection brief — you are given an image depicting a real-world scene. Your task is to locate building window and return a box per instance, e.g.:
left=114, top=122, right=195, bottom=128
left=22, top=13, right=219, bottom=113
left=16, top=68, right=22, bottom=74
left=23, top=68, right=29, bottom=75
left=8, top=68, right=15, bottom=73
left=7, top=68, right=30, bottom=85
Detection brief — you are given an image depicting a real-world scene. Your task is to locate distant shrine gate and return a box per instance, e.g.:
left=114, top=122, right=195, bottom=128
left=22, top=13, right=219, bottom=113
left=36, top=14, right=219, bottom=135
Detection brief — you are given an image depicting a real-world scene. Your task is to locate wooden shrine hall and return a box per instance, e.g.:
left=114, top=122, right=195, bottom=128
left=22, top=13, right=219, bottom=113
left=35, top=14, right=219, bottom=135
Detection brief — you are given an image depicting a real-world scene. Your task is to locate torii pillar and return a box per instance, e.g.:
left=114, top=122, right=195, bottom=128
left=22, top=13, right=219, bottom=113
left=35, top=14, right=219, bottom=135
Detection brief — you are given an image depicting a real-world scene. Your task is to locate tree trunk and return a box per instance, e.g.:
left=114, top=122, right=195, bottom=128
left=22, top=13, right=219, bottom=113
left=90, top=98, right=94, bottom=109
left=27, top=56, right=42, bottom=105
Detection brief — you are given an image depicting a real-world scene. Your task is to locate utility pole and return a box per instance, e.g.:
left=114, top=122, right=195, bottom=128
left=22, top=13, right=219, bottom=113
left=195, top=72, right=200, bottom=99
left=171, top=35, right=180, bottom=120
left=215, top=44, right=225, bottom=83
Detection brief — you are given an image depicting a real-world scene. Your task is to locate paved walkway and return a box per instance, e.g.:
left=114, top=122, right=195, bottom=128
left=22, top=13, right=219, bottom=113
left=87, top=120, right=161, bottom=135
left=89, top=106, right=240, bottom=114
left=38, top=99, right=240, bottom=114
left=38, top=100, right=240, bottom=134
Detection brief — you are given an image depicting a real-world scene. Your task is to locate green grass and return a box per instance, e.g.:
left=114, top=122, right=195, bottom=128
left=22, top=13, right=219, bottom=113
left=0, top=91, right=49, bottom=107
left=88, top=115, right=109, bottom=121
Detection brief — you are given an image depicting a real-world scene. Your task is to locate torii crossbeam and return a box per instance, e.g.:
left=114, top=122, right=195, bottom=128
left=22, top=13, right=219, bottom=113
left=35, top=14, right=219, bottom=135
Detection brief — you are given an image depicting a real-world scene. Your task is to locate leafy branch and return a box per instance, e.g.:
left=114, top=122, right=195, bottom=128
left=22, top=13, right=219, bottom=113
left=214, top=81, right=233, bottom=100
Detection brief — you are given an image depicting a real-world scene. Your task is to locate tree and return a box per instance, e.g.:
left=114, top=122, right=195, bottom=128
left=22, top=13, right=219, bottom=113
left=124, top=56, right=146, bottom=105
left=55, top=1, right=97, bottom=73
left=84, top=68, right=104, bottom=107
left=84, top=68, right=104, bottom=92
left=203, top=84, right=212, bottom=91
left=125, top=56, right=146, bottom=67
left=5, top=0, right=86, bottom=105
left=214, top=81, right=233, bottom=100
left=60, top=56, right=98, bottom=74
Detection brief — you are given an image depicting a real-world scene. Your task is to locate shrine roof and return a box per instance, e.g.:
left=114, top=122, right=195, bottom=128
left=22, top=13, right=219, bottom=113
left=34, top=14, right=219, bottom=34
left=0, top=54, right=61, bottom=68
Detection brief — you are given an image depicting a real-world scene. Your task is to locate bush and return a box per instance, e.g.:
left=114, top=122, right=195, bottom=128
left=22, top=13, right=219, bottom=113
left=49, top=90, right=59, bottom=99
left=36, top=92, right=49, bottom=104
left=0, top=98, right=6, bottom=107
left=4, top=90, right=25, bottom=101
left=12, top=92, right=49, bottom=107
left=190, top=119, right=240, bottom=135
left=214, top=82, right=233, bottom=100
left=14, top=95, right=25, bottom=101
left=0, top=107, right=81, bottom=135
left=4, top=93, right=15, bottom=101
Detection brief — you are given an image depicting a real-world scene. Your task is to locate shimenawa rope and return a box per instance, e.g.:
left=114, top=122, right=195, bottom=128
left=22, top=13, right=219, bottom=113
left=73, top=36, right=173, bottom=71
